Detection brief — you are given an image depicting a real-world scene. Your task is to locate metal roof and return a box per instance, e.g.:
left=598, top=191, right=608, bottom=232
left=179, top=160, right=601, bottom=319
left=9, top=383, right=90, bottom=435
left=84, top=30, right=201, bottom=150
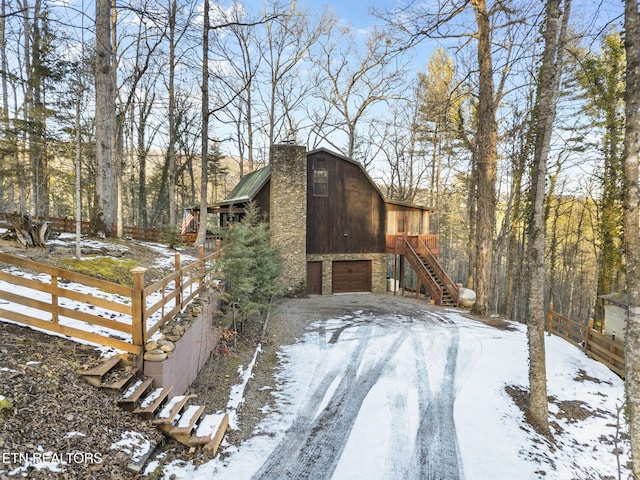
left=600, top=292, right=628, bottom=308
left=222, top=165, right=271, bottom=204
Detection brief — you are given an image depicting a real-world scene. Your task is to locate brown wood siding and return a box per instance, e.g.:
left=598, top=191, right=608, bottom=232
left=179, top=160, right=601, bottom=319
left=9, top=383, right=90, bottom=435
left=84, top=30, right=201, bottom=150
left=307, top=261, right=322, bottom=294
left=332, top=260, right=371, bottom=293
left=307, top=152, right=386, bottom=255
left=254, top=182, right=270, bottom=221
left=385, top=204, right=430, bottom=235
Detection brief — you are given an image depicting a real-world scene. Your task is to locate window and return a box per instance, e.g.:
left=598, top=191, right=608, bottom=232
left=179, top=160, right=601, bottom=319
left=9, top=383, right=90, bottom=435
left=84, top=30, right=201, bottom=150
left=313, top=160, right=328, bottom=197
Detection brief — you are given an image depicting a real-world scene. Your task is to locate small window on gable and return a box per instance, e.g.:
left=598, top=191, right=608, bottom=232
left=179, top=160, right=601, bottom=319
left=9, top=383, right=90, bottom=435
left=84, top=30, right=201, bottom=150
left=313, top=159, right=328, bottom=197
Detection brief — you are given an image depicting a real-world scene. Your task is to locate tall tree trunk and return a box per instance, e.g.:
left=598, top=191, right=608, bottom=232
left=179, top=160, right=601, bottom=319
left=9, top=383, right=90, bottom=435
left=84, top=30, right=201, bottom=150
left=505, top=142, right=527, bottom=321
left=22, top=0, right=48, bottom=217
left=623, top=0, right=640, bottom=475
left=135, top=98, right=147, bottom=227
left=75, top=80, right=83, bottom=259
left=32, top=0, right=48, bottom=219
left=93, top=0, right=116, bottom=236
left=467, top=156, right=477, bottom=290
left=0, top=0, right=11, bottom=207
left=525, top=0, right=569, bottom=435
left=111, top=1, right=122, bottom=237
left=196, top=0, right=209, bottom=247
left=469, top=0, right=497, bottom=316
left=167, top=0, right=177, bottom=227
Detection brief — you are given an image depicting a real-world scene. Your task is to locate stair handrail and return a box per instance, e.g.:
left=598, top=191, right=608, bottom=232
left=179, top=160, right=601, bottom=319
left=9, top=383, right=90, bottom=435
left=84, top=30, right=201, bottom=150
left=416, top=237, right=460, bottom=307
left=402, top=236, right=444, bottom=305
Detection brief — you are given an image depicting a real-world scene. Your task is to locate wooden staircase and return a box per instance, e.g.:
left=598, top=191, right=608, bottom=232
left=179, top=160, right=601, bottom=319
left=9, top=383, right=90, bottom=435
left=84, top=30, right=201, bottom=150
left=79, top=354, right=228, bottom=471
left=401, top=236, right=459, bottom=307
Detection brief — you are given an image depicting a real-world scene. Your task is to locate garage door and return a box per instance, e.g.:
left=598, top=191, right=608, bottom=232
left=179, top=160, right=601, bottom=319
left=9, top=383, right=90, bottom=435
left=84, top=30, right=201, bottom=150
left=332, top=260, right=371, bottom=293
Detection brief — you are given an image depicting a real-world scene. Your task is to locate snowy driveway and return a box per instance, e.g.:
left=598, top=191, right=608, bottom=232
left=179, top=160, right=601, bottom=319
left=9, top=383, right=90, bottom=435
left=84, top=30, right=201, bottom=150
left=253, top=311, right=465, bottom=479
left=164, top=295, right=628, bottom=480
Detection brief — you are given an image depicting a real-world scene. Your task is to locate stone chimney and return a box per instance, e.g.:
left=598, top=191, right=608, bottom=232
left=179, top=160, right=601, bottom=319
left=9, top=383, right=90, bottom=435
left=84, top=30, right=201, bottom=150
left=269, top=143, right=307, bottom=290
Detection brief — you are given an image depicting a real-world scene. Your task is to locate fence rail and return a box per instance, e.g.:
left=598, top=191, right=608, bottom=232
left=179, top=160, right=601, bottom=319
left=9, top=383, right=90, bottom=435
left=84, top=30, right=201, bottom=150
left=0, top=246, right=219, bottom=356
left=548, top=304, right=625, bottom=377
left=0, top=212, right=226, bottom=248
left=0, top=212, right=168, bottom=243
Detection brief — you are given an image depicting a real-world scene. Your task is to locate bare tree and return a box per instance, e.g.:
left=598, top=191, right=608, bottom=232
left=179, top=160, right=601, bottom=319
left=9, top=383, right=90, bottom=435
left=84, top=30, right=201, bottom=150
left=211, top=1, right=327, bottom=174
left=0, top=0, right=21, bottom=213
left=311, top=22, right=407, bottom=160
left=381, top=0, right=537, bottom=314
left=415, top=47, right=466, bottom=226
left=467, top=0, right=497, bottom=316
left=196, top=6, right=280, bottom=246
left=525, top=0, right=571, bottom=435
left=22, top=0, right=49, bottom=218
left=260, top=0, right=328, bottom=146
left=93, top=0, right=117, bottom=236
left=211, top=2, right=261, bottom=176
left=167, top=0, right=179, bottom=227
left=623, top=0, right=640, bottom=474
left=196, top=0, right=211, bottom=248
left=374, top=101, right=427, bottom=203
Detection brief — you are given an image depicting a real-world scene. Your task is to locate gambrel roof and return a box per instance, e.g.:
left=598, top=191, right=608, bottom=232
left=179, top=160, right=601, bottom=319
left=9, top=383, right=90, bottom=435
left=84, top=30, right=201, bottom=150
left=214, top=148, right=433, bottom=212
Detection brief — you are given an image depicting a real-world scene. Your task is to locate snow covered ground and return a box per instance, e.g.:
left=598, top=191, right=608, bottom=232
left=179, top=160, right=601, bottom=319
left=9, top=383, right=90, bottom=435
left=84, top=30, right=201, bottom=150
left=0, top=233, right=198, bottom=349
left=162, top=308, right=629, bottom=480
left=0, top=235, right=197, bottom=476
left=0, top=237, right=629, bottom=478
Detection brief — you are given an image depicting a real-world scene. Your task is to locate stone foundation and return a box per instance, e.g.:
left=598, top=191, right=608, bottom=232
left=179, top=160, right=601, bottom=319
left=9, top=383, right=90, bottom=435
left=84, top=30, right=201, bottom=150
left=306, top=253, right=387, bottom=294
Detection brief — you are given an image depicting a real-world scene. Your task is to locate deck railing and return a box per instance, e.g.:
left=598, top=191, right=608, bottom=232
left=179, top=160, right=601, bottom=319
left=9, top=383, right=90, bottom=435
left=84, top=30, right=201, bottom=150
left=386, top=234, right=439, bottom=256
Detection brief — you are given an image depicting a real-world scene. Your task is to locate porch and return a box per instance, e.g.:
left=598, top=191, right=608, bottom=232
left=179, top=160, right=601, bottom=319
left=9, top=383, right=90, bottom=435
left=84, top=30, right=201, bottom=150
left=386, top=234, right=439, bottom=256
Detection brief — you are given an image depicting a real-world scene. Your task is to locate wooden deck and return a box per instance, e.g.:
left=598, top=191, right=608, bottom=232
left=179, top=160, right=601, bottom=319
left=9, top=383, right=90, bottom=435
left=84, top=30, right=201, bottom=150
left=386, top=234, right=439, bottom=256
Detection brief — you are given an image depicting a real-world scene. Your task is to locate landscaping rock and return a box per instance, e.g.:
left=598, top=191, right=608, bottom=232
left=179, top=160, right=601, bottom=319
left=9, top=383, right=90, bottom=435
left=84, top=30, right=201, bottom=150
left=158, top=340, right=175, bottom=352
left=143, top=349, right=168, bottom=362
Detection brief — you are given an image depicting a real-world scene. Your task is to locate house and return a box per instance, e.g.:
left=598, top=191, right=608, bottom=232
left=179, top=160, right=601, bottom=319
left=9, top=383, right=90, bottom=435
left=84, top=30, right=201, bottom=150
left=600, top=293, right=628, bottom=341
left=200, top=143, right=459, bottom=304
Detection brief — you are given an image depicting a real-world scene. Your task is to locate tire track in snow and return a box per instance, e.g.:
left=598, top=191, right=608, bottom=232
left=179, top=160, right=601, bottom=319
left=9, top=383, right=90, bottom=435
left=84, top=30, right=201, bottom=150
left=253, top=323, right=375, bottom=478
left=383, top=330, right=433, bottom=479
left=255, top=314, right=464, bottom=480
left=254, top=323, right=406, bottom=479
left=410, top=325, right=464, bottom=480
left=251, top=319, right=341, bottom=471
left=287, top=332, right=407, bottom=479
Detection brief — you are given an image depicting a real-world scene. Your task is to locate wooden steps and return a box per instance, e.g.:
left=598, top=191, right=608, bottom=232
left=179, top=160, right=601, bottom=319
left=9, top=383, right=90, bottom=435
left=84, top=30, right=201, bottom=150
left=99, top=364, right=139, bottom=393
left=191, top=413, right=229, bottom=457
left=77, top=354, right=229, bottom=468
left=118, top=377, right=154, bottom=411
left=152, top=395, right=193, bottom=425
left=134, top=386, right=173, bottom=419
left=405, top=248, right=458, bottom=307
left=168, top=404, right=206, bottom=443
left=79, top=354, right=123, bottom=387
